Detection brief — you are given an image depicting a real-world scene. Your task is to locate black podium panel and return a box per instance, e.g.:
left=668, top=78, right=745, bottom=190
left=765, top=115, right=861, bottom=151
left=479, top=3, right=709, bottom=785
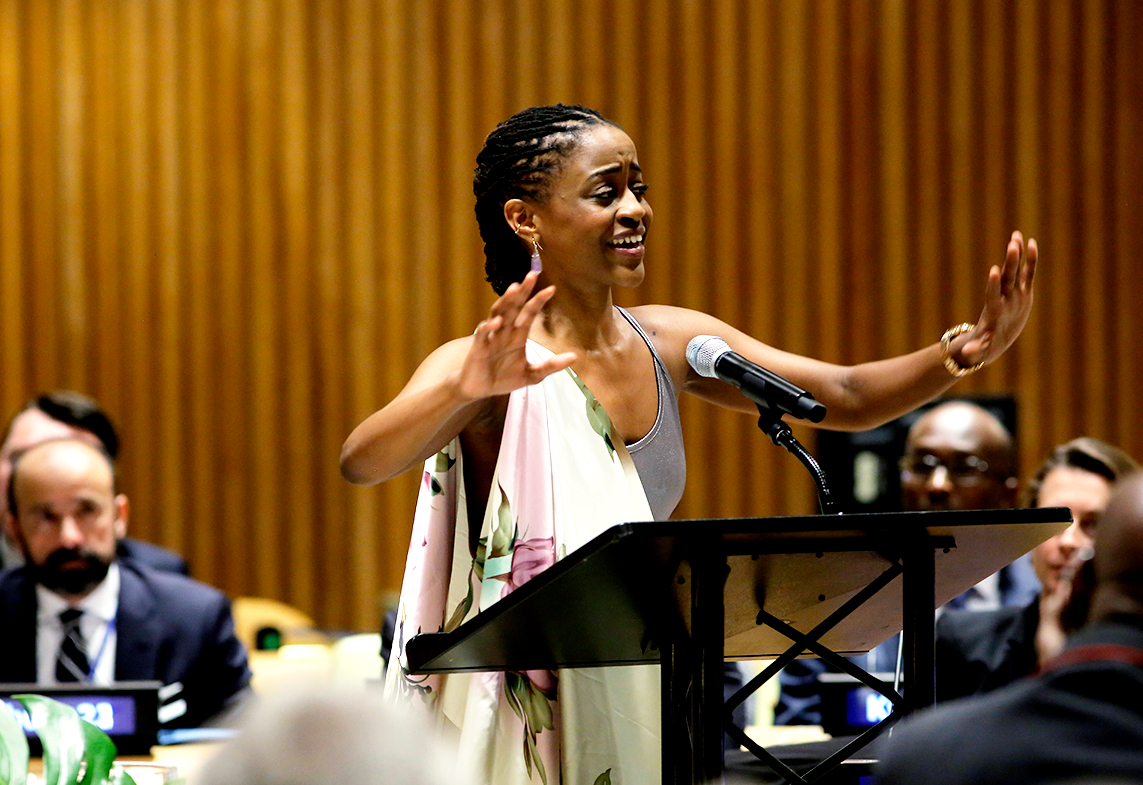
left=407, top=507, right=1067, bottom=671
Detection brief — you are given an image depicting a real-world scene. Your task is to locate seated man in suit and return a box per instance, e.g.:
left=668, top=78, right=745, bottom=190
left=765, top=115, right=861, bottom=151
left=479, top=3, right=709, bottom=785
left=0, top=391, right=188, bottom=574
left=935, top=436, right=1139, bottom=702
left=0, top=438, right=251, bottom=728
left=875, top=470, right=1143, bottom=785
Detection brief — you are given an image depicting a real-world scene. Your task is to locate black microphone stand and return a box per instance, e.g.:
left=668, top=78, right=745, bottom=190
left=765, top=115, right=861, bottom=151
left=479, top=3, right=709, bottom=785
left=755, top=403, right=837, bottom=515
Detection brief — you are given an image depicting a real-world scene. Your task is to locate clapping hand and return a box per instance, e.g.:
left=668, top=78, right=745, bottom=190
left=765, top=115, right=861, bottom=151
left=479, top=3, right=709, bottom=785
left=458, top=271, right=577, bottom=400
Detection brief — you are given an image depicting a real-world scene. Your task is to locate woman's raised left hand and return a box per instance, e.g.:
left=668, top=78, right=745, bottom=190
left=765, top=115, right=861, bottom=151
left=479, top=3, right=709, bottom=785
left=957, top=230, right=1038, bottom=366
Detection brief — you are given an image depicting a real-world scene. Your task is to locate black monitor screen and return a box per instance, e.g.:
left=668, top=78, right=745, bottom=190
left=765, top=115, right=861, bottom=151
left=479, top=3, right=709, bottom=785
left=0, top=682, right=159, bottom=755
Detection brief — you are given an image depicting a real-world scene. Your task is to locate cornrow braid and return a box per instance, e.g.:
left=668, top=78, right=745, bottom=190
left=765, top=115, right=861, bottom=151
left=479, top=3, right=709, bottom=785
left=473, top=104, right=618, bottom=294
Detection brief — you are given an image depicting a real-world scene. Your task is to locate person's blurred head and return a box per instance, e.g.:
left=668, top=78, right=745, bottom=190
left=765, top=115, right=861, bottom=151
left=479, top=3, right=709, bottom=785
left=4, top=438, right=127, bottom=600
left=899, top=401, right=1018, bottom=512
left=473, top=104, right=622, bottom=295
left=0, top=391, right=119, bottom=520
left=1029, top=439, right=1140, bottom=594
left=1088, top=472, right=1143, bottom=623
left=198, top=685, right=463, bottom=785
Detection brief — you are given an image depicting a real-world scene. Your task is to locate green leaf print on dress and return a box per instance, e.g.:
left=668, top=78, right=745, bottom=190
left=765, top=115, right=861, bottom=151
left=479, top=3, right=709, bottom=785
left=505, top=670, right=559, bottom=785
left=569, top=372, right=617, bottom=457
left=430, top=446, right=456, bottom=496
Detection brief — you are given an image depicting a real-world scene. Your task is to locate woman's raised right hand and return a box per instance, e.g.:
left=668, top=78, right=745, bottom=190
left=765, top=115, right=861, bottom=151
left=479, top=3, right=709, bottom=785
left=456, top=271, right=578, bottom=400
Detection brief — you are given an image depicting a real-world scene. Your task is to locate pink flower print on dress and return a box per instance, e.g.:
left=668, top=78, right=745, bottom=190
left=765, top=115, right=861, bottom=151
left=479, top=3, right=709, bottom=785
left=505, top=536, right=556, bottom=593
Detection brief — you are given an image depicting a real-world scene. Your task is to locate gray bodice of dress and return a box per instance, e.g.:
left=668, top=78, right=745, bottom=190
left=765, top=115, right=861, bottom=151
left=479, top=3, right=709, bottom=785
left=615, top=307, right=687, bottom=520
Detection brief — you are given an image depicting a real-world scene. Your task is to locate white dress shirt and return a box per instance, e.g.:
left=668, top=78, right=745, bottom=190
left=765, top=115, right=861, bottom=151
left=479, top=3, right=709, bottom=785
left=35, top=562, right=120, bottom=685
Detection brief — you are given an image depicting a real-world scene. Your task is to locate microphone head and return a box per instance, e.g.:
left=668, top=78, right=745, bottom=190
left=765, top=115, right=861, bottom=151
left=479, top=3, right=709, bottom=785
left=686, top=335, right=731, bottom=378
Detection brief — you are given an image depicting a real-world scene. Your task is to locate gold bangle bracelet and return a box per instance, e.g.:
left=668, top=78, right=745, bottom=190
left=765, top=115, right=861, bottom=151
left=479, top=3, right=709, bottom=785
left=940, top=323, right=986, bottom=377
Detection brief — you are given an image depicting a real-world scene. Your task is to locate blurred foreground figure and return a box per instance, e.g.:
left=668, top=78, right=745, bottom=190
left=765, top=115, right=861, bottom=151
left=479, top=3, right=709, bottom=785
left=198, top=686, right=464, bottom=785
left=875, top=471, right=1143, bottom=785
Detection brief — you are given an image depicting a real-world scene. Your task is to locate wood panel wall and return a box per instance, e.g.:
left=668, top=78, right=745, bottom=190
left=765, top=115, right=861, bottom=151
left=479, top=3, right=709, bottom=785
left=1, top=0, right=1140, bottom=631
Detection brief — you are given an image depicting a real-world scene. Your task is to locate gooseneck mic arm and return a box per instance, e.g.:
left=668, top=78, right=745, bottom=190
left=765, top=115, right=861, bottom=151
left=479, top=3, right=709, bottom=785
left=686, top=335, right=837, bottom=514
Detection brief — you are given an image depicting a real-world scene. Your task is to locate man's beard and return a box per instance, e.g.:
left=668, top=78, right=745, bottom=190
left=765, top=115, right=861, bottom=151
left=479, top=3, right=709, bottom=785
left=28, top=548, right=113, bottom=596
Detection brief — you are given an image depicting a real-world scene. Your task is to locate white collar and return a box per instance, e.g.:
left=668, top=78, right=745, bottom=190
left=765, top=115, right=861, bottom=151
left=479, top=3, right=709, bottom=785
left=36, top=561, right=121, bottom=626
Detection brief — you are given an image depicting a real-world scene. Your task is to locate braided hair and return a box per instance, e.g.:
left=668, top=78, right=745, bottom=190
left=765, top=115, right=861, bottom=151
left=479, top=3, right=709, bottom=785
left=473, top=104, right=618, bottom=294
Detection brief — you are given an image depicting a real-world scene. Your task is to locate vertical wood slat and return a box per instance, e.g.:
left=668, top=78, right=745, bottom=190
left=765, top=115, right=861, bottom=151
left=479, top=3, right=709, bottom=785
left=55, top=0, right=86, bottom=385
left=120, top=0, right=157, bottom=558
left=244, top=0, right=281, bottom=602
left=912, top=0, right=946, bottom=365
left=347, top=0, right=382, bottom=626
left=210, top=0, right=249, bottom=589
left=1, top=0, right=1140, bottom=630
left=878, top=0, right=908, bottom=359
left=88, top=0, right=123, bottom=453
left=1013, top=0, right=1047, bottom=471
left=279, top=0, right=316, bottom=617
left=25, top=1, right=59, bottom=390
left=313, top=0, right=350, bottom=636
left=1079, top=0, right=1109, bottom=438
left=947, top=0, right=975, bottom=337
left=181, top=0, right=217, bottom=576
left=1114, top=0, right=1143, bottom=450
left=153, top=0, right=185, bottom=564
left=1046, top=1, right=1078, bottom=444
left=0, top=0, right=26, bottom=406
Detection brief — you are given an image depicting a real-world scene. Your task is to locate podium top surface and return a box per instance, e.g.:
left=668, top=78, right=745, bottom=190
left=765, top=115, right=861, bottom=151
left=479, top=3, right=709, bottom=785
left=406, top=507, right=1071, bottom=674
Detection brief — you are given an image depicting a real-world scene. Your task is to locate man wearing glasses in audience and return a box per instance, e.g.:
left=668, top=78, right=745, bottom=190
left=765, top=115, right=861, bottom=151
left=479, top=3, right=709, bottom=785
left=899, top=400, right=1040, bottom=611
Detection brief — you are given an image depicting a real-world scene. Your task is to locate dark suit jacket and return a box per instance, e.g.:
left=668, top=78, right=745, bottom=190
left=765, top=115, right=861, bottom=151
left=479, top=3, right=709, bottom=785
left=935, top=598, right=1041, bottom=702
left=876, top=618, right=1143, bottom=785
left=0, top=558, right=251, bottom=728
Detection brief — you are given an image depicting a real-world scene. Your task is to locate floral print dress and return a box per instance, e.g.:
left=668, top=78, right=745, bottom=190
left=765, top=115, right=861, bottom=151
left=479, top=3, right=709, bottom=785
left=384, top=341, right=662, bottom=785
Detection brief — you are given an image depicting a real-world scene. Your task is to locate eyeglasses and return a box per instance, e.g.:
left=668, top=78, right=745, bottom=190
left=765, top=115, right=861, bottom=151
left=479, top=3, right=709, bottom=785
left=899, top=452, right=1006, bottom=484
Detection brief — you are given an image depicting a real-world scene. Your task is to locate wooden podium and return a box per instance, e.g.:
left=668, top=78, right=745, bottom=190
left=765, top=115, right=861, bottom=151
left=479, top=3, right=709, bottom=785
left=405, top=507, right=1070, bottom=784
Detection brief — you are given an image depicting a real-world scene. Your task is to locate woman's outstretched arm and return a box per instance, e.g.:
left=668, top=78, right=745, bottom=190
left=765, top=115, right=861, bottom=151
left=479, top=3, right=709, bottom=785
left=637, top=230, right=1037, bottom=431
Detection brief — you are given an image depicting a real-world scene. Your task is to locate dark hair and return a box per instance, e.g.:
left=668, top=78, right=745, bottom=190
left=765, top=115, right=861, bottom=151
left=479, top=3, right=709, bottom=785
left=473, top=104, right=618, bottom=294
left=3, top=391, right=121, bottom=459
left=7, top=437, right=118, bottom=518
left=1024, top=437, right=1140, bottom=507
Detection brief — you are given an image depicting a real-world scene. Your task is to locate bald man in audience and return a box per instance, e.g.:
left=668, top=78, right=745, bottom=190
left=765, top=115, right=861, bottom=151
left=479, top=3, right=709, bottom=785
left=876, top=471, right=1143, bottom=785
left=900, top=400, right=1039, bottom=609
left=0, top=438, right=250, bottom=728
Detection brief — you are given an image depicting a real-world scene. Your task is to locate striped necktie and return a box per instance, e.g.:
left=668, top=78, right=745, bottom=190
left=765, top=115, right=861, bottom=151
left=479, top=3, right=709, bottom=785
left=56, top=608, right=90, bottom=682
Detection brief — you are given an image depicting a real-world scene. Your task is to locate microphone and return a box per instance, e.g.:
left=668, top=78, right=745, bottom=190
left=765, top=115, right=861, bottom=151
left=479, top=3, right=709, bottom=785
left=686, top=335, right=827, bottom=423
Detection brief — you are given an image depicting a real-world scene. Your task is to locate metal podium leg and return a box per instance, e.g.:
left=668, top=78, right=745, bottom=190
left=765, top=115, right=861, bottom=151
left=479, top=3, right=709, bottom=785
left=902, top=533, right=937, bottom=710
left=661, top=548, right=727, bottom=785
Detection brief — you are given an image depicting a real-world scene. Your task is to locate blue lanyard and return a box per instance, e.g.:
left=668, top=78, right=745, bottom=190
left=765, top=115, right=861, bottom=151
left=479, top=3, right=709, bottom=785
left=84, top=615, right=117, bottom=681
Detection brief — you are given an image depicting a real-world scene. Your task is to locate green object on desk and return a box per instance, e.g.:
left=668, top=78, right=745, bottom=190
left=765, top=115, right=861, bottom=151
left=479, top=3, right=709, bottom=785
left=0, top=696, right=138, bottom=785
left=0, top=697, right=30, bottom=785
